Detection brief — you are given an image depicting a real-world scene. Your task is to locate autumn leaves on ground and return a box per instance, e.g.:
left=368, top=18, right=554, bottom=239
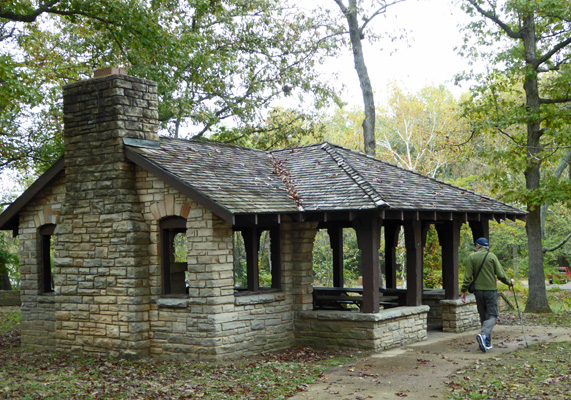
left=1, top=289, right=570, bottom=400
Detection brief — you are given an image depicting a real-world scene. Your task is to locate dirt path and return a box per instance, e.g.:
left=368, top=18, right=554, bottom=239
left=290, top=325, right=571, bottom=400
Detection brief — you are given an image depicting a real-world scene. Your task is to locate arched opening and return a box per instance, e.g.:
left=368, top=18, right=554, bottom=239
left=39, top=224, right=56, bottom=293
left=160, top=216, right=187, bottom=295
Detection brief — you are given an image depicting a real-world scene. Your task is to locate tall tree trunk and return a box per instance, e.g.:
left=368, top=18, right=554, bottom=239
left=337, top=0, right=376, bottom=156
left=0, top=265, right=11, bottom=290
left=522, top=13, right=551, bottom=313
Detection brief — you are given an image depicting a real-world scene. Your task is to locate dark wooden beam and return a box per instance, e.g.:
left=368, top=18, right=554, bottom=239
left=242, top=227, right=260, bottom=291
left=404, top=219, right=423, bottom=306
left=469, top=220, right=490, bottom=244
left=436, top=220, right=460, bottom=300
left=270, top=226, right=281, bottom=289
left=354, top=213, right=381, bottom=313
left=328, top=227, right=344, bottom=288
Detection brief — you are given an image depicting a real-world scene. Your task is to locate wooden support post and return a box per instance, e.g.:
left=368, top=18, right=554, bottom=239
left=354, top=213, right=381, bottom=313
left=404, top=219, right=423, bottom=306
left=270, top=226, right=281, bottom=289
left=436, top=220, right=460, bottom=300
left=469, top=220, right=490, bottom=243
left=384, top=222, right=400, bottom=289
left=328, top=227, right=344, bottom=288
left=242, top=227, right=260, bottom=291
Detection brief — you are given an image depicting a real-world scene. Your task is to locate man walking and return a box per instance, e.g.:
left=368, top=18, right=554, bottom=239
left=461, top=237, right=514, bottom=352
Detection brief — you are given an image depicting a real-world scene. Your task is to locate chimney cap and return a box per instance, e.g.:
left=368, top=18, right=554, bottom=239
left=94, top=67, right=127, bottom=78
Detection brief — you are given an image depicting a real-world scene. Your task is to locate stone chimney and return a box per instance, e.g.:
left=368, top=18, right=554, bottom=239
left=54, top=69, right=158, bottom=357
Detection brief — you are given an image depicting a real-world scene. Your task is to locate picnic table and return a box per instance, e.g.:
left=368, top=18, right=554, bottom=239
left=312, top=286, right=400, bottom=311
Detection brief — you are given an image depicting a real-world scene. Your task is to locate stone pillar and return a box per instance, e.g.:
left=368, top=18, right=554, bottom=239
left=54, top=70, right=158, bottom=357
left=440, top=296, right=480, bottom=332
left=281, top=219, right=318, bottom=312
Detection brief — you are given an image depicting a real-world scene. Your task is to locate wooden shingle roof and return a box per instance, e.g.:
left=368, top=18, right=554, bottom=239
left=124, top=138, right=526, bottom=223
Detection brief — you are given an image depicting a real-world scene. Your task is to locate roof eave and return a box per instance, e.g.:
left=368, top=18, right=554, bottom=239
left=0, top=157, right=66, bottom=234
left=124, top=146, right=236, bottom=224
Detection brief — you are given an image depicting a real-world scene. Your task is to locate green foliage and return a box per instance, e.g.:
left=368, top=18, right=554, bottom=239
left=210, top=107, right=326, bottom=151
left=422, top=226, right=443, bottom=289
left=0, top=231, right=19, bottom=289
left=457, top=1, right=571, bottom=209
left=1, top=0, right=341, bottom=175
left=312, top=229, right=361, bottom=287
left=233, top=230, right=273, bottom=288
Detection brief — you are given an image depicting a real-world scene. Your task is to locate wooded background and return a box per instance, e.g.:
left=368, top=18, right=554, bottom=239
left=1, top=0, right=570, bottom=314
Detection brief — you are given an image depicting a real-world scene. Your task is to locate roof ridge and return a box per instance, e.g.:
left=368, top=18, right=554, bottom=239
left=160, top=136, right=267, bottom=154
left=321, top=143, right=389, bottom=208
left=326, top=143, right=526, bottom=215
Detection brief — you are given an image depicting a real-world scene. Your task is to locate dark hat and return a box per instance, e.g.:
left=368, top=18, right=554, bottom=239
left=475, top=237, right=489, bottom=246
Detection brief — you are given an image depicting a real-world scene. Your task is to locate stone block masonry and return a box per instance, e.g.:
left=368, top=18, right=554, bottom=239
left=295, top=306, right=429, bottom=351
left=0, top=291, right=21, bottom=306
left=17, top=173, right=66, bottom=349
left=440, top=296, right=480, bottom=332
left=54, top=73, right=158, bottom=357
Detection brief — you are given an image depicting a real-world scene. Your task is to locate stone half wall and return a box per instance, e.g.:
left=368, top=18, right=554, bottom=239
left=17, top=172, right=65, bottom=349
left=0, top=291, right=20, bottom=306
left=295, top=306, right=429, bottom=351
left=440, top=296, right=480, bottom=332
left=135, top=168, right=317, bottom=360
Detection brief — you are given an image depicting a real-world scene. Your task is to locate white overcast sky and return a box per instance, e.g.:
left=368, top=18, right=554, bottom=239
left=318, top=0, right=477, bottom=106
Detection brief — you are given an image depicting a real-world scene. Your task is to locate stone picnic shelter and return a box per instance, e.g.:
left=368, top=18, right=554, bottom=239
left=0, top=69, right=526, bottom=360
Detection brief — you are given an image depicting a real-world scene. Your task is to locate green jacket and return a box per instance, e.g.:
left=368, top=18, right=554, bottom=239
left=461, top=248, right=510, bottom=292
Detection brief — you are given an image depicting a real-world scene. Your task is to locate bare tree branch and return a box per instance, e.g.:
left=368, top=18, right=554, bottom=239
left=464, top=0, right=523, bottom=40
left=543, top=231, right=571, bottom=253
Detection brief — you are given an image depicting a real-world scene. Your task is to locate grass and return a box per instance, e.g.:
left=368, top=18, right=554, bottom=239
left=446, top=342, right=571, bottom=399
left=446, top=288, right=571, bottom=399
left=0, top=351, right=331, bottom=399
left=0, top=307, right=355, bottom=400
left=1, top=288, right=570, bottom=400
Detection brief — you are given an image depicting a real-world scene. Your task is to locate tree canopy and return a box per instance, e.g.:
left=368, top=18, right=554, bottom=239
left=458, top=0, right=571, bottom=312
left=0, top=0, right=341, bottom=174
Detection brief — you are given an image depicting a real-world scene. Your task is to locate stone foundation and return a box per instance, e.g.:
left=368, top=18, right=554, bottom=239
left=440, top=295, right=480, bottom=332
left=295, top=306, right=429, bottom=351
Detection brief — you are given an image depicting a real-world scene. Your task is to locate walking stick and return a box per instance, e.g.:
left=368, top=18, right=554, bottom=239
left=510, top=284, right=529, bottom=348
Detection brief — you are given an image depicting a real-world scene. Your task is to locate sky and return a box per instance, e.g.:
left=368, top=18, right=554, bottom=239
left=1, top=0, right=477, bottom=199
left=318, top=0, right=476, bottom=106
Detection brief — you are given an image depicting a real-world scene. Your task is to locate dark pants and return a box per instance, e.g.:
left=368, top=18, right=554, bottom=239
left=475, top=290, right=498, bottom=343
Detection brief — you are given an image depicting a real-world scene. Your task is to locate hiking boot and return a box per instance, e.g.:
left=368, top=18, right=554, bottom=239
left=476, top=334, right=487, bottom=353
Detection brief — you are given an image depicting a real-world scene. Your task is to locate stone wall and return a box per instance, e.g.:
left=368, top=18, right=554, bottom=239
left=54, top=73, right=158, bottom=357
left=134, top=171, right=319, bottom=360
left=0, top=291, right=21, bottom=306
left=17, top=173, right=65, bottom=349
left=440, top=295, right=480, bottom=332
left=422, top=289, right=445, bottom=329
left=295, top=306, right=429, bottom=351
